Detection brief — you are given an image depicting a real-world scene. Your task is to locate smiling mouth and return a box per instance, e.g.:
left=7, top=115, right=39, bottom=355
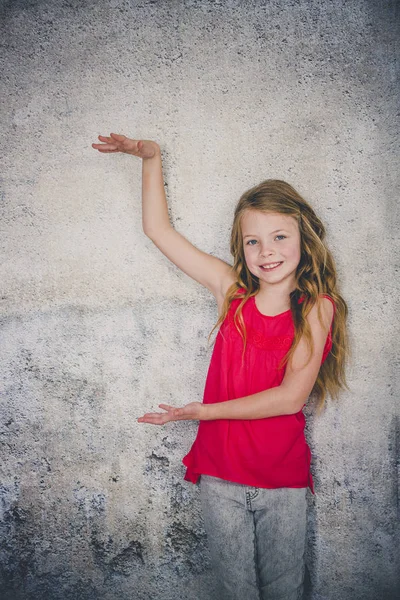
left=259, top=262, right=283, bottom=270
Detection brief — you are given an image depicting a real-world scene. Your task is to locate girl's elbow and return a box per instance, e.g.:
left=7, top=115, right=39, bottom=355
left=143, top=227, right=162, bottom=244
left=283, top=391, right=308, bottom=415
left=143, top=224, right=156, bottom=240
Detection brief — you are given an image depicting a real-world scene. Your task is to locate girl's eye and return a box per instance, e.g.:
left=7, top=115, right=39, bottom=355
left=246, top=239, right=258, bottom=246
left=275, top=235, right=286, bottom=241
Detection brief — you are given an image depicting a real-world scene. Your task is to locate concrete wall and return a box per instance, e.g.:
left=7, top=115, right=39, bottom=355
left=1, top=0, right=399, bottom=598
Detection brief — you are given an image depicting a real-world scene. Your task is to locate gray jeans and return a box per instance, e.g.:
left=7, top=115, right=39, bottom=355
left=200, top=474, right=307, bottom=600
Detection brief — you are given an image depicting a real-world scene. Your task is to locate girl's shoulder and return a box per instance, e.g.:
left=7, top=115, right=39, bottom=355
left=298, top=293, right=336, bottom=313
left=320, top=294, right=336, bottom=313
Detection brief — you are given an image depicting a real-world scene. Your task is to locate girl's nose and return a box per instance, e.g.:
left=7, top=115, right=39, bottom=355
left=259, top=245, right=274, bottom=257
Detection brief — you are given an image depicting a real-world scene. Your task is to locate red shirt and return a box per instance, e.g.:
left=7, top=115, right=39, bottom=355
left=182, top=293, right=334, bottom=492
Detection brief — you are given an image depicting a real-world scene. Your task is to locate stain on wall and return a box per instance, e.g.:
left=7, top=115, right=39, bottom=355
left=1, top=0, right=399, bottom=598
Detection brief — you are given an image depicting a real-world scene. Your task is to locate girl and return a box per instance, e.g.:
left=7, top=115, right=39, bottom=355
left=92, top=133, right=348, bottom=600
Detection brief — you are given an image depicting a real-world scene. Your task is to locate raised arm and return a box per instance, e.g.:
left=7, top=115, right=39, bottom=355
left=92, top=133, right=234, bottom=306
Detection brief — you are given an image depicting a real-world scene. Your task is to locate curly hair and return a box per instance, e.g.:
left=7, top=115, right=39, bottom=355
left=210, top=179, right=349, bottom=409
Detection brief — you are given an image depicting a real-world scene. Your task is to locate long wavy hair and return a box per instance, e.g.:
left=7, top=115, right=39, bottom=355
left=210, top=179, right=349, bottom=409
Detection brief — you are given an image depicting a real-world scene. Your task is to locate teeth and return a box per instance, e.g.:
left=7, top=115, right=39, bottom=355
left=261, top=262, right=281, bottom=270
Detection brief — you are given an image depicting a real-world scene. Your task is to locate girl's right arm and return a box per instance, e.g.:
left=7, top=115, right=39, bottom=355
left=92, top=134, right=235, bottom=308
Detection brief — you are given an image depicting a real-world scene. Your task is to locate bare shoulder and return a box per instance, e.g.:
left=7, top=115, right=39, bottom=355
left=307, top=296, right=334, bottom=332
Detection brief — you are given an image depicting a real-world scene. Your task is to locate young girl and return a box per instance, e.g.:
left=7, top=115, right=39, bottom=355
left=92, top=133, right=348, bottom=600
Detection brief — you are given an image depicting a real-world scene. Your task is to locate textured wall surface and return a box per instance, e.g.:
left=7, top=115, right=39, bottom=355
left=1, top=0, right=399, bottom=599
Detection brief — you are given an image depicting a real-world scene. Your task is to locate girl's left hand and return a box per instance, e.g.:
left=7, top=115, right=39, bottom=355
left=137, top=402, right=207, bottom=425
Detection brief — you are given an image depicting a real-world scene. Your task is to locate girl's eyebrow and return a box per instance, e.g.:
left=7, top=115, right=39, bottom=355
left=243, top=229, right=288, bottom=239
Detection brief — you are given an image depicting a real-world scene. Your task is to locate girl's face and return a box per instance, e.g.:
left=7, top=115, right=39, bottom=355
left=241, top=210, right=301, bottom=290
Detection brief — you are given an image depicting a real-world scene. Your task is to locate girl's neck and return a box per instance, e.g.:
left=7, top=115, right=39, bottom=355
left=256, top=281, right=295, bottom=313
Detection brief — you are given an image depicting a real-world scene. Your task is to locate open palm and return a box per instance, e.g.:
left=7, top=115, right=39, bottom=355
left=92, top=133, right=159, bottom=159
left=137, top=402, right=206, bottom=426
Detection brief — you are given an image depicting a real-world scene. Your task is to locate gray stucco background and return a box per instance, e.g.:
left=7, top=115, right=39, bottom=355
left=1, top=0, right=399, bottom=598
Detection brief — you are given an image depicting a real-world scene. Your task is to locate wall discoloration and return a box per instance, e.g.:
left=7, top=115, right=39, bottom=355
left=164, top=521, right=209, bottom=577
left=1, top=0, right=399, bottom=598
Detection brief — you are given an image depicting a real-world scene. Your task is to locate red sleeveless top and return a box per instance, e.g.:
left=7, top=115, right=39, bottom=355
left=182, top=293, right=335, bottom=493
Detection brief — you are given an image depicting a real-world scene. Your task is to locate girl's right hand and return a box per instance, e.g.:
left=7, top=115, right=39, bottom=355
left=92, top=133, right=159, bottom=159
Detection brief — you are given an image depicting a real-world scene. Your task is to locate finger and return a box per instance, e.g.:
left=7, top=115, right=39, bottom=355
left=92, top=143, right=119, bottom=152
left=98, top=135, right=113, bottom=143
left=110, top=133, right=127, bottom=142
left=158, top=404, right=177, bottom=411
left=138, top=412, right=159, bottom=419
left=110, top=133, right=142, bottom=153
left=138, top=411, right=171, bottom=419
left=137, top=414, right=168, bottom=425
left=92, top=142, right=118, bottom=148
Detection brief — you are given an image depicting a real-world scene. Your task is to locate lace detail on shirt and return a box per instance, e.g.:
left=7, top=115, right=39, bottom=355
left=247, top=328, right=293, bottom=351
left=224, top=303, right=294, bottom=352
